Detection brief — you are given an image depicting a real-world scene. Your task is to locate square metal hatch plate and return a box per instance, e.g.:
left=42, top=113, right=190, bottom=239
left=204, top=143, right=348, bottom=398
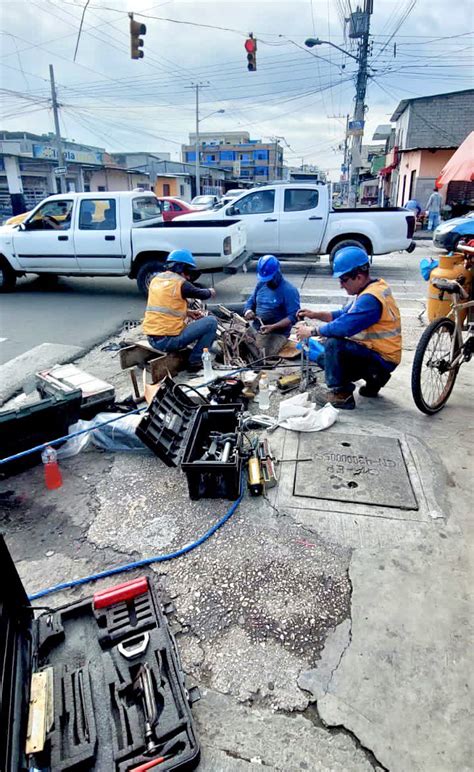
left=293, top=433, right=418, bottom=510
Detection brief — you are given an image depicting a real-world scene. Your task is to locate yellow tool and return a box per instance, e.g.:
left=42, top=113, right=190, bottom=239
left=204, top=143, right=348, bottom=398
left=247, top=455, right=263, bottom=496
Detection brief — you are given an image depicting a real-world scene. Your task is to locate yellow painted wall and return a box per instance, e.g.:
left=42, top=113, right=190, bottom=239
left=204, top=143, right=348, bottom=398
left=155, top=177, right=179, bottom=196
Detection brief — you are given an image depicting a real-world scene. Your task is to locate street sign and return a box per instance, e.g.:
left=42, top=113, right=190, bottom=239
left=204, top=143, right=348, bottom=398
left=348, top=120, right=365, bottom=136
left=54, top=167, right=67, bottom=176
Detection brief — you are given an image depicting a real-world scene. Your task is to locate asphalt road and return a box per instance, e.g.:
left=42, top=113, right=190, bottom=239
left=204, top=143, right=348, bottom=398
left=0, top=250, right=430, bottom=367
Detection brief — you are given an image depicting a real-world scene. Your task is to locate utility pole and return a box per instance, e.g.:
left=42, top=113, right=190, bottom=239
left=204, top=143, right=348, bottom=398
left=185, top=83, right=209, bottom=197
left=343, top=114, right=349, bottom=203
left=49, top=64, right=65, bottom=194
left=348, top=0, right=373, bottom=206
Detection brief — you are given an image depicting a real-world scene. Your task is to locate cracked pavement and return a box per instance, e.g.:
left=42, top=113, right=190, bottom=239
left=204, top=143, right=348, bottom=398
left=1, top=249, right=473, bottom=770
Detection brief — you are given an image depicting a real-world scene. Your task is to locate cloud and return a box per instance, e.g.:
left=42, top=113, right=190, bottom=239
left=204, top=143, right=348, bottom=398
left=1, top=0, right=472, bottom=175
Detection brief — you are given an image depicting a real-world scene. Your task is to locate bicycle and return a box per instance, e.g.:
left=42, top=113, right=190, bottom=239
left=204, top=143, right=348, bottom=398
left=411, top=258, right=473, bottom=414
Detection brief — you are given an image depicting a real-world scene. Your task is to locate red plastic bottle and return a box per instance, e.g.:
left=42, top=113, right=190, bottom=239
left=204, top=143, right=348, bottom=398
left=41, top=446, right=63, bottom=490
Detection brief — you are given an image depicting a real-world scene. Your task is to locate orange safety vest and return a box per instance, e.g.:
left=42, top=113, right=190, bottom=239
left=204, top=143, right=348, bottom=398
left=142, top=271, right=187, bottom=336
left=350, top=279, right=402, bottom=365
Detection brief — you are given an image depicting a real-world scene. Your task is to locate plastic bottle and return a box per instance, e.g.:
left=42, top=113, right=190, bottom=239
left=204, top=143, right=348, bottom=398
left=41, top=445, right=63, bottom=490
left=202, top=348, right=213, bottom=380
left=258, top=372, right=270, bottom=410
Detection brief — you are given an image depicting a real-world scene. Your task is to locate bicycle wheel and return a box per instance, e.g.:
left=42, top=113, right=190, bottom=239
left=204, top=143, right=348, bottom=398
left=411, top=317, right=460, bottom=414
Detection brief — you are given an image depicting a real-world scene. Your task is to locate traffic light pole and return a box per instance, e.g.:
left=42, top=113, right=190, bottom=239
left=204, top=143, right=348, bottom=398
left=194, top=84, right=200, bottom=197
left=49, top=64, right=65, bottom=194
left=186, top=83, right=209, bottom=197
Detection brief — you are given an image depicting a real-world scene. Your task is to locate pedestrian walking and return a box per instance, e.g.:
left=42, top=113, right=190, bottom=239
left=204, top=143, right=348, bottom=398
left=425, top=188, right=443, bottom=231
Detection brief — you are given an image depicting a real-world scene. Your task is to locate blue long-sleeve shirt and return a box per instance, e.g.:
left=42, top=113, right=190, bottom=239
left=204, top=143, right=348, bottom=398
left=244, top=275, right=300, bottom=337
left=319, top=293, right=382, bottom=338
left=319, top=290, right=396, bottom=371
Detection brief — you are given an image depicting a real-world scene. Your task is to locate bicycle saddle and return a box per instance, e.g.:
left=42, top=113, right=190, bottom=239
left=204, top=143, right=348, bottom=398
left=432, top=278, right=463, bottom=294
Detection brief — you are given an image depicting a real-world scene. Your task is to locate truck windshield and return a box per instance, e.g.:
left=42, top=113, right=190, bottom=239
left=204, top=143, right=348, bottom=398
left=132, top=197, right=162, bottom=222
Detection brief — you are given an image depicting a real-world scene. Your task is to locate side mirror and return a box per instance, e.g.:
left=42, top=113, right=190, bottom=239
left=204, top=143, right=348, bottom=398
left=227, top=206, right=236, bottom=216
left=18, top=222, right=26, bottom=231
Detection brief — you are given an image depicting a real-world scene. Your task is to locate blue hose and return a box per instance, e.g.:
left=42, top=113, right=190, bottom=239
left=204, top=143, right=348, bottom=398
left=28, top=487, right=243, bottom=601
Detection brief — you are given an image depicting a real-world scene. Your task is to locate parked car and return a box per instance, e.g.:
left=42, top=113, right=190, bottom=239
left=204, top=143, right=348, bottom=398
left=218, top=189, right=246, bottom=208
left=433, top=212, right=474, bottom=251
left=179, top=183, right=416, bottom=262
left=190, top=194, right=220, bottom=210
left=0, top=191, right=248, bottom=295
left=158, top=196, right=200, bottom=221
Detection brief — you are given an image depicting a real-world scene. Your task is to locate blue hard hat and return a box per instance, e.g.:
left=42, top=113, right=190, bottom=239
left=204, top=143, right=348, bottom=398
left=257, top=254, right=280, bottom=282
left=332, top=246, right=369, bottom=278
left=165, top=249, right=197, bottom=269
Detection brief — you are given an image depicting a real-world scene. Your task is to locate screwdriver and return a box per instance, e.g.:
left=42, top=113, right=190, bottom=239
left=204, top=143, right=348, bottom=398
left=129, top=754, right=174, bottom=771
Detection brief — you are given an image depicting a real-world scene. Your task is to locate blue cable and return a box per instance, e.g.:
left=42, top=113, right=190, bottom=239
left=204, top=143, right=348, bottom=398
left=28, top=486, right=243, bottom=601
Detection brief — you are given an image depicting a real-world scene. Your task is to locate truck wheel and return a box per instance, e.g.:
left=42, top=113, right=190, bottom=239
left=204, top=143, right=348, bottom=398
left=136, top=260, right=165, bottom=297
left=0, top=261, right=17, bottom=292
left=329, top=239, right=368, bottom=267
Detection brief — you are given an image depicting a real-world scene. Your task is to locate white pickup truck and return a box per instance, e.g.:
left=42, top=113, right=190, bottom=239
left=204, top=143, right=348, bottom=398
left=0, top=191, right=248, bottom=295
left=179, top=183, right=416, bottom=263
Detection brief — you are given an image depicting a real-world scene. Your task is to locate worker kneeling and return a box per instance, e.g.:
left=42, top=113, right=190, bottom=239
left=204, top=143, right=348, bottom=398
left=143, top=249, right=217, bottom=373
left=244, top=255, right=300, bottom=358
left=296, top=246, right=401, bottom=410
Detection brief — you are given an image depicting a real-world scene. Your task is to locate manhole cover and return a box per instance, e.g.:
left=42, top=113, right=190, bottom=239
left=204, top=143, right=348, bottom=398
left=293, top=434, right=418, bottom=510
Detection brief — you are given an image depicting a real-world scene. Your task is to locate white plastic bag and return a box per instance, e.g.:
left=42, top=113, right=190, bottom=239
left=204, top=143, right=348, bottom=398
left=56, top=413, right=149, bottom=458
left=278, top=393, right=338, bottom=432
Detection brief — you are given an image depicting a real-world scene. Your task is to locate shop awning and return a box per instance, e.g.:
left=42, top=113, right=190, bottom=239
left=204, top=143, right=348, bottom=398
left=436, top=132, right=474, bottom=187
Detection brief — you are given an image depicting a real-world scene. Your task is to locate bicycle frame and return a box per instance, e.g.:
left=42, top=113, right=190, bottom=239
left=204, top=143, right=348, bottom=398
left=445, top=298, right=474, bottom=370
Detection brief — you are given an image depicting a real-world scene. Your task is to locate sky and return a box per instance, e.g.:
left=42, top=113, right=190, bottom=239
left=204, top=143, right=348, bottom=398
left=0, top=0, right=473, bottom=179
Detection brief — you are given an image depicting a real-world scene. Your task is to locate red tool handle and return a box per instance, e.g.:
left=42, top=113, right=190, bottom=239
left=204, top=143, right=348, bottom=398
left=93, top=577, right=149, bottom=609
left=129, top=756, right=166, bottom=771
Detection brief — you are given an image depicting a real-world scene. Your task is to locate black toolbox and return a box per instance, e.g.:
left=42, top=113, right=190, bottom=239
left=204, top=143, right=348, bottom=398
left=0, top=535, right=200, bottom=772
left=0, top=391, right=82, bottom=476
left=136, top=378, right=243, bottom=501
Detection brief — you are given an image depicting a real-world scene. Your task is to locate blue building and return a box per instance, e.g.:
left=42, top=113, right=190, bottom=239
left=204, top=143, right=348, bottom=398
left=182, top=131, right=284, bottom=184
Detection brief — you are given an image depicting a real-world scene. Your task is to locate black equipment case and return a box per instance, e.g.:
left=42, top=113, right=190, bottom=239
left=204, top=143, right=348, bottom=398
left=0, top=535, right=200, bottom=772
left=136, top=378, right=243, bottom=501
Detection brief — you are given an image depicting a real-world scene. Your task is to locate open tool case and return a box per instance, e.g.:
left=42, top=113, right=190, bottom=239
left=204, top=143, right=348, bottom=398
left=136, top=377, right=243, bottom=501
left=0, top=535, right=200, bottom=772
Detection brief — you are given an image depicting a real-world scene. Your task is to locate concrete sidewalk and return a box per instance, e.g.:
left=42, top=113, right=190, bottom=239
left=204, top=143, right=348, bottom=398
left=1, top=284, right=472, bottom=770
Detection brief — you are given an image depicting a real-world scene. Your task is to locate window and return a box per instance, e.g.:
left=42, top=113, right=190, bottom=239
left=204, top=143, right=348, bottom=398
left=186, top=151, right=196, bottom=162
left=163, top=183, right=171, bottom=196
left=408, top=169, right=416, bottom=200
left=254, top=150, right=269, bottom=161
left=132, top=196, right=162, bottom=222
left=232, top=189, right=275, bottom=216
left=79, top=199, right=116, bottom=230
left=220, top=150, right=234, bottom=161
left=180, top=185, right=185, bottom=196
left=284, top=188, right=319, bottom=212
left=27, top=199, right=74, bottom=230
left=161, top=201, right=171, bottom=212
left=97, top=186, right=106, bottom=192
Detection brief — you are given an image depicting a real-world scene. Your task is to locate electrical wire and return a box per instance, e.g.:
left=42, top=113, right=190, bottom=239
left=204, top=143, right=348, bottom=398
left=28, top=482, right=244, bottom=601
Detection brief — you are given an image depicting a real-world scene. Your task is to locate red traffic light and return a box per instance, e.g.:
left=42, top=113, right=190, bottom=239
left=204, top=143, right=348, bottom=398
left=245, top=36, right=257, bottom=71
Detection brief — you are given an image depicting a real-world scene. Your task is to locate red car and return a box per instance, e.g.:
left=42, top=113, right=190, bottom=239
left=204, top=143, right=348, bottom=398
left=157, top=197, right=200, bottom=221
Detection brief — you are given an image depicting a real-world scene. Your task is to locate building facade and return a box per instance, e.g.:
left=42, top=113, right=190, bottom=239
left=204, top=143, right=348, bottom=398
left=0, top=132, right=148, bottom=219
left=182, top=131, right=284, bottom=185
left=389, top=89, right=474, bottom=208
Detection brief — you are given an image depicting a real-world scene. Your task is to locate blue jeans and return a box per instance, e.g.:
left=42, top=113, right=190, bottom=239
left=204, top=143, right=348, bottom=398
left=316, top=337, right=395, bottom=393
left=427, top=212, right=440, bottom=231
left=148, top=316, right=218, bottom=365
